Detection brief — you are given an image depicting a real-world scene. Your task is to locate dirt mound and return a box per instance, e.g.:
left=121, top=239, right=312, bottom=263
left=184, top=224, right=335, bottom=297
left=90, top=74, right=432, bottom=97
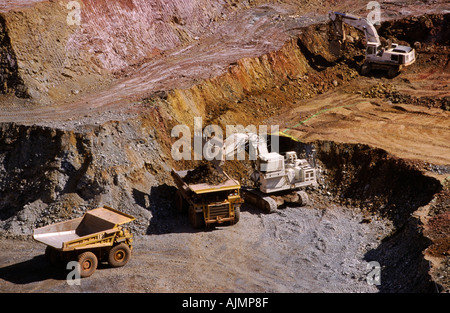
left=378, top=13, right=450, bottom=45
left=184, top=162, right=229, bottom=186
left=361, top=82, right=450, bottom=111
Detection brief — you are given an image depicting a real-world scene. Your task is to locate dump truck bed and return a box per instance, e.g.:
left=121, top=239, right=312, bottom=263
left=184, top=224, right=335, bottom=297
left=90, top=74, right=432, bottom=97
left=172, top=169, right=240, bottom=195
left=33, top=206, right=135, bottom=250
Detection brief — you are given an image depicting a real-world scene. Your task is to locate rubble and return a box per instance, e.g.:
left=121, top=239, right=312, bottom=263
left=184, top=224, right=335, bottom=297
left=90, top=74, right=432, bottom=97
left=184, top=162, right=229, bottom=186
left=361, top=82, right=450, bottom=110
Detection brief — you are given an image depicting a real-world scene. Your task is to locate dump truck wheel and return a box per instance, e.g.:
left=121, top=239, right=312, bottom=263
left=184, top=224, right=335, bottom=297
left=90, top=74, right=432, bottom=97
left=77, top=251, right=98, bottom=278
left=232, top=207, right=240, bottom=224
left=108, top=243, right=131, bottom=268
left=188, top=205, right=204, bottom=229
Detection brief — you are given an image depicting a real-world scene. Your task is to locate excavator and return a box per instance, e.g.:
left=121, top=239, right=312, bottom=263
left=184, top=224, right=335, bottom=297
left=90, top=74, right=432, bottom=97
left=214, top=132, right=317, bottom=212
left=329, top=11, right=416, bottom=78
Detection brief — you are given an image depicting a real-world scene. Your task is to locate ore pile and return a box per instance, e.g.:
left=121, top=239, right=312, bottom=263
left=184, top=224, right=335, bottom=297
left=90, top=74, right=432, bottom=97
left=184, top=162, right=229, bottom=186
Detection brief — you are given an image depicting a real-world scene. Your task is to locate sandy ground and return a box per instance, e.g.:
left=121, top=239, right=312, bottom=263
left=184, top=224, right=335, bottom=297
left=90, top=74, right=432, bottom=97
left=274, top=72, right=450, bottom=165
left=0, top=204, right=393, bottom=293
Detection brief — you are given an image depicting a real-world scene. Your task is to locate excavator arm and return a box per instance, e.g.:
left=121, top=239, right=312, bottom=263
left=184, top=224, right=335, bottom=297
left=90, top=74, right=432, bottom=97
left=329, top=11, right=381, bottom=46
left=219, top=132, right=269, bottom=166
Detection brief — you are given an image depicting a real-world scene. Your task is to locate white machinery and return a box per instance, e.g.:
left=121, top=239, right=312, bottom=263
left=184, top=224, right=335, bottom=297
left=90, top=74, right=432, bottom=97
left=218, top=133, right=317, bottom=212
left=329, top=11, right=416, bottom=78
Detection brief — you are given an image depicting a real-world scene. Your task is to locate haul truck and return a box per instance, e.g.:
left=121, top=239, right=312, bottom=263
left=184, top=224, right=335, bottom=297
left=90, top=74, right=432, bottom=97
left=33, top=206, right=135, bottom=278
left=171, top=169, right=243, bottom=228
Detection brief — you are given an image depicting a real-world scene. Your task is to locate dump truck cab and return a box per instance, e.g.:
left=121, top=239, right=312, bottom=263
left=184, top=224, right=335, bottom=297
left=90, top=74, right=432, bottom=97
left=189, top=183, right=242, bottom=228
left=172, top=169, right=243, bottom=228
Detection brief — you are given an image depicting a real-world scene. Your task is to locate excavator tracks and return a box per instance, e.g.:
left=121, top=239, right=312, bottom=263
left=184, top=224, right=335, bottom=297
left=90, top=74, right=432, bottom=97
left=242, top=188, right=310, bottom=213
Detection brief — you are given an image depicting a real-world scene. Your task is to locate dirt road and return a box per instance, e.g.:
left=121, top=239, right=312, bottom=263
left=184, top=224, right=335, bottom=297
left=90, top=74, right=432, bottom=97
left=0, top=204, right=394, bottom=293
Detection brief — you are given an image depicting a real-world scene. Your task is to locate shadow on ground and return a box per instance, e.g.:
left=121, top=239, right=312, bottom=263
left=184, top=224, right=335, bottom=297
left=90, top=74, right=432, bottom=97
left=0, top=254, right=66, bottom=284
left=364, top=217, right=438, bottom=293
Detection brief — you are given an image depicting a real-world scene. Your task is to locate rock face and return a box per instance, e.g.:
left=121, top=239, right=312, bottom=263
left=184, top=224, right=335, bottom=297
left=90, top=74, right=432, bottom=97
left=0, top=114, right=173, bottom=235
left=74, top=0, right=230, bottom=72
left=0, top=0, right=230, bottom=103
left=0, top=15, right=27, bottom=97
left=1, top=0, right=296, bottom=104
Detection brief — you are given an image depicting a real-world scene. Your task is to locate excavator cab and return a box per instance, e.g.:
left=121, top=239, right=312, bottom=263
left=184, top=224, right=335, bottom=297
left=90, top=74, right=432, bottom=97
left=366, top=43, right=379, bottom=56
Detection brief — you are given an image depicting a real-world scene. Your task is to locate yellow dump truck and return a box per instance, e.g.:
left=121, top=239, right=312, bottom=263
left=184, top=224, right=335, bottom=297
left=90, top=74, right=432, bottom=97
left=171, top=169, right=243, bottom=228
left=33, top=206, right=135, bottom=277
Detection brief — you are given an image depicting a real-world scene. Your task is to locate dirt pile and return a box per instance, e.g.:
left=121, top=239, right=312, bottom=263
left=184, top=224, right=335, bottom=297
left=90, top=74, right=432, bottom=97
left=361, top=80, right=449, bottom=111
left=184, top=162, right=229, bottom=186
left=361, top=82, right=395, bottom=98
left=378, top=13, right=450, bottom=46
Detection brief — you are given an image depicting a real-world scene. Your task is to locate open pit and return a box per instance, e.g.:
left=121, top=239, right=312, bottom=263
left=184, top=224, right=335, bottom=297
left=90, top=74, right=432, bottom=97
left=0, top=0, right=449, bottom=293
